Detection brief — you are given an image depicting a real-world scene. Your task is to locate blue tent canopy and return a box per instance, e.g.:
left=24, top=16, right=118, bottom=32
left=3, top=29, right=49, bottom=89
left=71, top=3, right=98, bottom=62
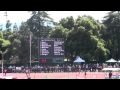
left=74, top=56, right=85, bottom=63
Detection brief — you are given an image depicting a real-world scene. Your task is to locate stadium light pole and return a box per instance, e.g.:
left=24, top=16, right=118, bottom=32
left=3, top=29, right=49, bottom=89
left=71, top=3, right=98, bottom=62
left=0, top=49, right=8, bottom=75
left=0, top=51, right=4, bottom=75
left=4, top=11, right=8, bottom=22
left=0, top=11, right=8, bottom=76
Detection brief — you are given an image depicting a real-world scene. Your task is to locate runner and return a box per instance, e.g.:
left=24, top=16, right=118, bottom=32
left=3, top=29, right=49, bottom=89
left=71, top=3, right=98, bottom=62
left=25, top=67, right=31, bottom=79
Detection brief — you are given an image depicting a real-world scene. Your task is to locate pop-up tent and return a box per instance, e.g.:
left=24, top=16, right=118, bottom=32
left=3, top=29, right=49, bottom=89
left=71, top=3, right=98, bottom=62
left=117, top=60, right=120, bottom=63
left=106, top=58, right=117, bottom=63
left=106, top=58, right=117, bottom=66
left=74, top=56, right=85, bottom=63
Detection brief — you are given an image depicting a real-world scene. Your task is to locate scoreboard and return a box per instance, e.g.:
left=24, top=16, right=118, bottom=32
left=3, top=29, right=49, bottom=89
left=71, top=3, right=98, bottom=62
left=39, top=38, right=64, bottom=63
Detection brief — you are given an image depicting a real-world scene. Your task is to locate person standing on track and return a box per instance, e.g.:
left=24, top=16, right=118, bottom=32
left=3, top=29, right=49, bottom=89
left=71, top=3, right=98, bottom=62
left=3, top=68, right=7, bottom=76
left=25, top=67, right=31, bottom=79
left=84, top=70, right=87, bottom=79
left=109, top=71, right=112, bottom=79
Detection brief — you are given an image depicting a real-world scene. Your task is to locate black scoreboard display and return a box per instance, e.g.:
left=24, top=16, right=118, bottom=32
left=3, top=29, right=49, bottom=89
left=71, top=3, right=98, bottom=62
left=39, top=38, right=64, bottom=63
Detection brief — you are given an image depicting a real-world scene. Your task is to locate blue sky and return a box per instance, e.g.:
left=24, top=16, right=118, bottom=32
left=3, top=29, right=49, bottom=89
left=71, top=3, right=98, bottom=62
left=0, top=11, right=110, bottom=30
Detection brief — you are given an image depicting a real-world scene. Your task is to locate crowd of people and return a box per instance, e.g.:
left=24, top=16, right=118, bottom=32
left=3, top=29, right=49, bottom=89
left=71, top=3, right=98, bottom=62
left=0, top=64, right=103, bottom=73
left=0, top=63, right=118, bottom=73
left=0, top=63, right=119, bottom=79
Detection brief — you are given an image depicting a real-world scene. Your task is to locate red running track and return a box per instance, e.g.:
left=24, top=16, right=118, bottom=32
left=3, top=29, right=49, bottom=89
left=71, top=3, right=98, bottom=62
left=0, top=72, right=119, bottom=79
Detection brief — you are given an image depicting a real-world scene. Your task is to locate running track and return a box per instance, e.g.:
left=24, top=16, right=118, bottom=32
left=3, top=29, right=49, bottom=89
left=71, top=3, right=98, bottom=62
left=0, top=72, right=119, bottom=79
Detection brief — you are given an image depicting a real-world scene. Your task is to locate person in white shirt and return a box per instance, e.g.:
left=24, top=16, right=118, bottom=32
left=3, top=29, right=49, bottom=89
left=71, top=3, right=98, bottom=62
left=25, top=67, right=31, bottom=79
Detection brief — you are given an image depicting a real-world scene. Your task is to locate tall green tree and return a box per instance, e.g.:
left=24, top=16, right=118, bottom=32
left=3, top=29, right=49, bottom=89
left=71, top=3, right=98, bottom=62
left=13, top=23, right=18, bottom=32
left=73, top=16, right=109, bottom=62
left=17, top=22, right=30, bottom=64
left=26, top=11, right=53, bottom=61
left=3, top=22, right=21, bottom=64
left=49, top=25, right=69, bottom=39
left=102, top=11, right=120, bottom=60
left=52, top=15, right=109, bottom=62
left=6, top=20, right=12, bottom=32
left=27, top=11, right=53, bottom=37
left=0, top=31, right=11, bottom=61
left=59, top=16, right=74, bottom=30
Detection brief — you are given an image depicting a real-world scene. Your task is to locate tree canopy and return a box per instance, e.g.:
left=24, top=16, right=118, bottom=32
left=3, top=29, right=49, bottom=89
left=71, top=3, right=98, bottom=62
left=1, top=11, right=120, bottom=64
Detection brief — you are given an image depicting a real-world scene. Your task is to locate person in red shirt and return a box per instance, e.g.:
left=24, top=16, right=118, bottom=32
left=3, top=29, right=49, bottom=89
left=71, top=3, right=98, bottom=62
left=84, top=70, right=87, bottom=79
left=109, top=71, right=112, bottom=79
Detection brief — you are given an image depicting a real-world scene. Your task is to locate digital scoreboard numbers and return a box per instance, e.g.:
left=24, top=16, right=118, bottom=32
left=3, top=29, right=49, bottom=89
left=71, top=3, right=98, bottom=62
left=54, top=39, right=64, bottom=56
left=40, top=39, right=53, bottom=56
left=39, top=38, right=64, bottom=63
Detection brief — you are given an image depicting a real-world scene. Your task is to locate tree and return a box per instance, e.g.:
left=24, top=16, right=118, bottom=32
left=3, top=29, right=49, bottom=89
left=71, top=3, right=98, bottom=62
left=102, top=11, right=120, bottom=60
left=59, top=16, right=74, bottom=30
left=0, top=31, right=11, bottom=60
left=17, top=22, right=30, bottom=64
left=49, top=25, right=69, bottom=39
left=52, top=15, right=109, bottom=62
left=2, top=22, right=21, bottom=64
left=27, top=11, right=53, bottom=61
left=13, top=23, right=18, bottom=32
left=0, top=25, right=3, bottom=31
left=27, top=11, right=53, bottom=37
left=73, top=16, right=109, bottom=62
left=6, top=20, right=12, bottom=32
left=0, top=32, right=11, bottom=52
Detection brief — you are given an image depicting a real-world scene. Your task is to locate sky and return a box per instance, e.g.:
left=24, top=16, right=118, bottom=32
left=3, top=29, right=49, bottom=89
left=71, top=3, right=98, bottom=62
left=0, top=11, right=110, bottom=29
